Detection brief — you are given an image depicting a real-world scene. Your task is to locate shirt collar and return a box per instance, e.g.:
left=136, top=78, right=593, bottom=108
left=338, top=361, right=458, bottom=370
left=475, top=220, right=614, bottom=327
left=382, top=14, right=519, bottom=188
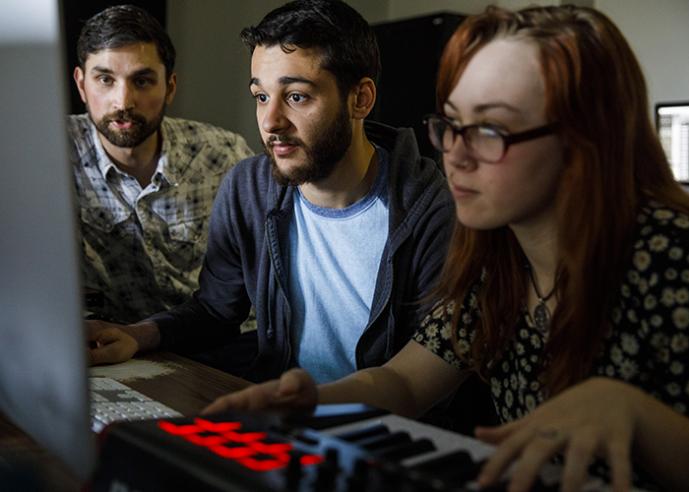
left=89, top=122, right=117, bottom=179
left=88, top=117, right=176, bottom=186
left=153, top=122, right=174, bottom=187
left=158, top=118, right=195, bottom=186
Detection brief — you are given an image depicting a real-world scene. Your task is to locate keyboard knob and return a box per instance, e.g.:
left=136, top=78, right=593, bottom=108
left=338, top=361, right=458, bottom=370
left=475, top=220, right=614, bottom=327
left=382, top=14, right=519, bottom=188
left=284, top=451, right=303, bottom=490
left=346, top=457, right=370, bottom=491
left=313, top=448, right=339, bottom=491
left=379, top=462, right=405, bottom=490
left=362, top=461, right=410, bottom=492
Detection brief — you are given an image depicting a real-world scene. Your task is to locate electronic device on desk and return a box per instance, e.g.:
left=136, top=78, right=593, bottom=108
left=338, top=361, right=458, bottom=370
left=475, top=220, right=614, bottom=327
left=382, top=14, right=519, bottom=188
left=90, top=377, right=182, bottom=433
left=0, top=0, right=97, bottom=482
left=0, top=0, right=181, bottom=482
left=92, top=403, right=619, bottom=492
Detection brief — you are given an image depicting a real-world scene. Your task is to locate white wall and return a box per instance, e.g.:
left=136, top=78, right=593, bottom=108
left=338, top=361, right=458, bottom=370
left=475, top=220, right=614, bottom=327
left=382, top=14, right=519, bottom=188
left=167, top=1, right=689, bottom=150
left=596, top=0, right=689, bottom=113
left=384, top=0, right=561, bottom=19
left=167, top=1, right=285, bottom=150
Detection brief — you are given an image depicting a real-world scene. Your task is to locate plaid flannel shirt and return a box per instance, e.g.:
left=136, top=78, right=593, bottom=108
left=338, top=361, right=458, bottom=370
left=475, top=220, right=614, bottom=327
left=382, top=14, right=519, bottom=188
left=68, top=114, right=253, bottom=323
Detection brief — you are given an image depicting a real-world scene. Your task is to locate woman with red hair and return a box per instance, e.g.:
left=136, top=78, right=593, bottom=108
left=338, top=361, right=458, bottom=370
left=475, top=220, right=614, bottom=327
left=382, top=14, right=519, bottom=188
left=205, top=6, right=689, bottom=490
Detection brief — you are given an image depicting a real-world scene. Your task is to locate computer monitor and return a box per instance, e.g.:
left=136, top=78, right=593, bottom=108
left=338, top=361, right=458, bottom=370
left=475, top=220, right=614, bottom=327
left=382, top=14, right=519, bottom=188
left=0, top=0, right=96, bottom=480
left=656, top=101, right=689, bottom=183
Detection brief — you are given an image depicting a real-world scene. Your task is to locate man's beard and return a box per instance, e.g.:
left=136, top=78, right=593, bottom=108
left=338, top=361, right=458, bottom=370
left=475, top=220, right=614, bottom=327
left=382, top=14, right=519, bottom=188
left=265, top=103, right=352, bottom=186
left=90, top=106, right=165, bottom=148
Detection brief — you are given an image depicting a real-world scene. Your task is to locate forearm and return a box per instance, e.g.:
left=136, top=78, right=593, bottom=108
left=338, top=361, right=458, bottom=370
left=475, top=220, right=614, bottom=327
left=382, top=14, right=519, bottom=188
left=629, top=383, right=689, bottom=490
left=146, top=295, right=241, bottom=353
left=203, top=341, right=465, bottom=420
left=317, top=342, right=466, bottom=419
left=121, top=320, right=160, bottom=353
left=317, top=366, right=422, bottom=418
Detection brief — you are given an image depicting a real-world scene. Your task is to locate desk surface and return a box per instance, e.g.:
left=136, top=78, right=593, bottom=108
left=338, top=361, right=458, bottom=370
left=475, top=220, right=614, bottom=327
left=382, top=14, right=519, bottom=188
left=0, top=352, right=250, bottom=491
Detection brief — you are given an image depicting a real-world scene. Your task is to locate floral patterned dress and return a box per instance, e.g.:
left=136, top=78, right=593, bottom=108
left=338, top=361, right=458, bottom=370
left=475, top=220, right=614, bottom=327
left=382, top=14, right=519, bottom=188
left=414, top=202, right=689, bottom=486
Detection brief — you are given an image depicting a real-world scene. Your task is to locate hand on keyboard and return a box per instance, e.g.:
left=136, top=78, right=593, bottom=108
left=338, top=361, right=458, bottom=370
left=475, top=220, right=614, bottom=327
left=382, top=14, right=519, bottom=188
left=202, top=368, right=317, bottom=416
left=475, top=377, right=639, bottom=492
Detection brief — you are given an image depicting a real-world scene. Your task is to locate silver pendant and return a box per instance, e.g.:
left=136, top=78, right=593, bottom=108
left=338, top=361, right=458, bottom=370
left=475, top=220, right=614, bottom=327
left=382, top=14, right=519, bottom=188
left=533, top=301, right=551, bottom=334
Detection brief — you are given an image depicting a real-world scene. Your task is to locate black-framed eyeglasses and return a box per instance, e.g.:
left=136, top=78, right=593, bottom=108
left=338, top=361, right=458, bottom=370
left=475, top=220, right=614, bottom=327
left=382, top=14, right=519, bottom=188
left=423, top=113, right=560, bottom=163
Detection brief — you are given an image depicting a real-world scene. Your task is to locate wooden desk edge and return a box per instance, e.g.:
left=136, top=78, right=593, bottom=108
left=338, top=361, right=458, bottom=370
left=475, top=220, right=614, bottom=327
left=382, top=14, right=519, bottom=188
left=1, top=352, right=253, bottom=491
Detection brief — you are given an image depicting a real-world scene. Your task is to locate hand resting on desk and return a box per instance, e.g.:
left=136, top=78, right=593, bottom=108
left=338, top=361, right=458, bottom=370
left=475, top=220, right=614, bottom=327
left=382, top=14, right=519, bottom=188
left=86, top=319, right=160, bottom=365
left=86, top=320, right=138, bottom=365
left=202, top=368, right=317, bottom=416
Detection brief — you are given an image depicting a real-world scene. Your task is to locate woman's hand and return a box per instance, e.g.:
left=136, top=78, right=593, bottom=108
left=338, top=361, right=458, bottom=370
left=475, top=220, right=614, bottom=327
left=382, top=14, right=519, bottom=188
left=202, top=368, right=318, bottom=415
left=475, top=377, right=639, bottom=492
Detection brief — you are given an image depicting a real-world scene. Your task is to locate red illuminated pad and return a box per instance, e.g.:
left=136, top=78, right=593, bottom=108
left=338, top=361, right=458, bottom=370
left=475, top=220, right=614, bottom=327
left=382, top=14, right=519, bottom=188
left=157, top=418, right=324, bottom=472
left=92, top=405, right=392, bottom=492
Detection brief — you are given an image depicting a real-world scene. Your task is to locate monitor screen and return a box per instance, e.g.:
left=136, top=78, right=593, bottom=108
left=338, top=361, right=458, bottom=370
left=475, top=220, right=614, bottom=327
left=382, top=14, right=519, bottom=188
left=0, top=0, right=96, bottom=480
left=656, top=101, right=689, bottom=182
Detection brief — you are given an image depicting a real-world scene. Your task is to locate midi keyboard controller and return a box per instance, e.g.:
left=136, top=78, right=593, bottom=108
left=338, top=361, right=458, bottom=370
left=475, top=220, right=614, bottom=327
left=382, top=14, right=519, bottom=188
left=91, top=404, right=615, bottom=491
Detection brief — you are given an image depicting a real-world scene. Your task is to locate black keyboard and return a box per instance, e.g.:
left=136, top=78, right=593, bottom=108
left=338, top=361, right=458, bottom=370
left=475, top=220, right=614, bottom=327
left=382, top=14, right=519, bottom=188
left=90, top=404, right=621, bottom=491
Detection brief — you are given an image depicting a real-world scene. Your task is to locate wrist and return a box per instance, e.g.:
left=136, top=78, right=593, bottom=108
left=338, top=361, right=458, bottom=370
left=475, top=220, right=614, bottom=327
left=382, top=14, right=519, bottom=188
left=590, top=376, right=646, bottom=432
left=122, top=320, right=160, bottom=353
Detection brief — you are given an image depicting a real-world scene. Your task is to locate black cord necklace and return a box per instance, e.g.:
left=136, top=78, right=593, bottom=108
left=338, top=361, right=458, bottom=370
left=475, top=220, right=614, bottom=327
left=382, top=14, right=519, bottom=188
left=526, top=264, right=556, bottom=334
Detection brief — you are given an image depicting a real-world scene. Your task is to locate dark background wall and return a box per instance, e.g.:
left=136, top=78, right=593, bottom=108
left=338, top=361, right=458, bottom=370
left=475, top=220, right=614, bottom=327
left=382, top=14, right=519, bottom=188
left=61, top=1, right=465, bottom=158
left=61, top=1, right=689, bottom=161
left=371, top=12, right=464, bottom=159
left=61, top=0, right=166, bottom=115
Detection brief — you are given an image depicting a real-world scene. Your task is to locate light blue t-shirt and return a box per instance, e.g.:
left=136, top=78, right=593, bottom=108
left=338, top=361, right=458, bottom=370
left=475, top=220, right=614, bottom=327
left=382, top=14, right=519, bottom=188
left=287, top=149, right=389, bottom=383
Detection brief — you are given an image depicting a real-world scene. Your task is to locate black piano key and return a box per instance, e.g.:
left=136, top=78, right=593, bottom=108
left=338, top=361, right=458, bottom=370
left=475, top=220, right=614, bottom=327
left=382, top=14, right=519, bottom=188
left=437, top=458, right=485, bottom=483
left=284, top=451, right=303, bottom=491
left=357, top=431, right=413, bottom=451
left=378, top=461, right=417, bottom=492
left=334, top=423, right=390, bottom=442
left=409, top=449, right=481, bottom=483
left=410, top=449, right=474, bottom=473
left=313, top=448, right=340, bottom=492
left=405, top=469, right=448, bottom=492
left=292, top=432, right=319, bottom=446
left=345, top=458, right=371, bottom=492
left=375, top=437, right=436, bottom=461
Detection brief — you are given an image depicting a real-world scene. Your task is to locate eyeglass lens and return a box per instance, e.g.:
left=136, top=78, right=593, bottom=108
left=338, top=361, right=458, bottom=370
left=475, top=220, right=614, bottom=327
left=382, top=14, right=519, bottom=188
left=430, top=118, right=504, bottom=161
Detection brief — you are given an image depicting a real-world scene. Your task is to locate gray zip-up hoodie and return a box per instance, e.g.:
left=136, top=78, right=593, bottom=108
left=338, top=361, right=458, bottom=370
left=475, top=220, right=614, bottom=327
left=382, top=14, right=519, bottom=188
left=150, top=121, right=454, bottom=382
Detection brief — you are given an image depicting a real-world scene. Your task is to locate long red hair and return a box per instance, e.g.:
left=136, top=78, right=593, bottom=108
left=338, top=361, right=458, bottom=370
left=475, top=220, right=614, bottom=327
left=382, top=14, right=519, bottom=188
left=436, top=6, right=689, bottom=395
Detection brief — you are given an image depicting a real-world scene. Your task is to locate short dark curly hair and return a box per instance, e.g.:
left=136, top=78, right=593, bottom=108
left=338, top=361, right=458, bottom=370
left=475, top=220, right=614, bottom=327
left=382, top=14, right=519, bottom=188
left=240, top=0, right=380, bottom=99
left=76, top=4, right=175, bottom=78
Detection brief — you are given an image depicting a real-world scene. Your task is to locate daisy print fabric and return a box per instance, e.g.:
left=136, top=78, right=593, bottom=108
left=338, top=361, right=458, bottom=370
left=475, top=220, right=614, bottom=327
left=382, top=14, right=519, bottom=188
left=414, top=202, right=689, bottom=422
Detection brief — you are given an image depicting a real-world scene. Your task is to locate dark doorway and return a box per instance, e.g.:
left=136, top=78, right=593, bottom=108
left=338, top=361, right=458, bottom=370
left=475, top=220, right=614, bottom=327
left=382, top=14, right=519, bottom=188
left=61, top=0, right=166, bottom=115
left=370, top=12, right=465, bottom=162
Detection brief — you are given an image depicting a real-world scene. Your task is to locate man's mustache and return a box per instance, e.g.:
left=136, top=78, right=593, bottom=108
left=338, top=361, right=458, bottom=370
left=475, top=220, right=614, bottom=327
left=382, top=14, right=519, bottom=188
left=103, top=110, right=146, bottom=125
left=266, top=135, right=302, bottom=146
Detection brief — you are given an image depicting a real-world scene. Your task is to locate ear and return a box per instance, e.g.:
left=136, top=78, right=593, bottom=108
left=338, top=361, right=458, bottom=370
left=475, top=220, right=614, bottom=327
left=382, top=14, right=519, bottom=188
left=73, top=66, right=87, bottom=103
left=165, top=73, right=177, bottom=105
left=349, top=77, right=376, bottom=120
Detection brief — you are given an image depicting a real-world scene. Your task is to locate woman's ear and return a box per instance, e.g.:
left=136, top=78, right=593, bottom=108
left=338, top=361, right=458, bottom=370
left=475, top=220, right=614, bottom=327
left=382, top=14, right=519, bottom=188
left=349, top=77, right=376, bottom=120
